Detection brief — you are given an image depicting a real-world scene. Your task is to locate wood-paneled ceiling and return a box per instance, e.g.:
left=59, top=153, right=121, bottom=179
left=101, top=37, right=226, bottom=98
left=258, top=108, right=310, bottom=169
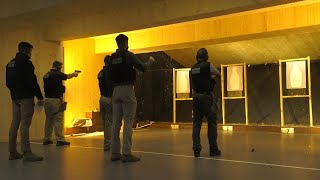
left=164, top=31, right=320, bottom=67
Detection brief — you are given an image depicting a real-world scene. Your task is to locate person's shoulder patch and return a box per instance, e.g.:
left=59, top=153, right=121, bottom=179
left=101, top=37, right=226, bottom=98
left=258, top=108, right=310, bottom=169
left=112, top=57, right=122, bottom=64
left=43, top=73, right=50, bottom=79
left=7, top=60, right=16, bottom=68
left=191, top=68, right=200, bottom=74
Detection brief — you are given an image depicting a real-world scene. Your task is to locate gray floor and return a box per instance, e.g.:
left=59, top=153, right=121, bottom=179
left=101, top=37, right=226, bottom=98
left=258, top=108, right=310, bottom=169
left=1, top=129, right=320, bottom=180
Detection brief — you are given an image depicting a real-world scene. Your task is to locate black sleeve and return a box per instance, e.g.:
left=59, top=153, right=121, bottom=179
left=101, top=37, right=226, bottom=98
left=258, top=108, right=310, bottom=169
left=189, top=70, right=193, bottom=95
left=29, top=62, right=44, bottom=100
left=98, top=70, right=106, bottom=96
left=34, top=74, right=44, bottom=100
left=104, top=67, right=113, bottom=98
left=126, top=52, right=146, bottom=72
left=58, top=71, right=68, bottom=81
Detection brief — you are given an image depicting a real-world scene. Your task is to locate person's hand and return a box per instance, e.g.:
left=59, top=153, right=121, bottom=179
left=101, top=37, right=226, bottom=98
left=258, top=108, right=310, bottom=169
left=73, top=72, right=79, bottom=77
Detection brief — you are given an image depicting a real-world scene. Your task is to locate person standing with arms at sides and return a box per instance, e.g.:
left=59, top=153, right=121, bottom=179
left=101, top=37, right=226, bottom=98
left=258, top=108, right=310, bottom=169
left=6, top=42, right=44, bottom=161
left=42, top=61, right=79, bottom=146
left=98, top=55, right=113, bottom=151
left=110, top=34, right=154, bottom=162
left=189, top=48, right=221, bottom=158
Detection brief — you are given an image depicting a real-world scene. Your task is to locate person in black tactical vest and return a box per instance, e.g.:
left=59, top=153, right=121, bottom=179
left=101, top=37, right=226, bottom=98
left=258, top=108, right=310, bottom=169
left=98, top=55, right=113, bottom=151
left=110, top=34, right=154, bottom=162
left=42, top=61, right=79, bottom=146
left=189, top=48, right=221, bottom=157
left=6, top=41, right=44, bottom=162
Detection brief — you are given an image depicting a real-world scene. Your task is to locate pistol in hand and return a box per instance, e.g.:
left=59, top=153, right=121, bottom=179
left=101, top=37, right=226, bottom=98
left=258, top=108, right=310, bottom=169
left=73, top=70, right=81, bottom=77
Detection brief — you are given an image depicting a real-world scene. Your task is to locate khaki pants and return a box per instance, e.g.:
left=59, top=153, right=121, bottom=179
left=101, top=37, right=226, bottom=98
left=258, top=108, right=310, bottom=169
left=9, top=99, right=34, bottom=153
left=111, top=85, right=137, bottom=155
left=99, top=96, right=113, bottom=149
left=43, top=98, right=64, bottom=142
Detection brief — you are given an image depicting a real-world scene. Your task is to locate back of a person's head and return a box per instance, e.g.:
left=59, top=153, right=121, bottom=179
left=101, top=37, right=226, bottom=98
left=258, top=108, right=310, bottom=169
left=52, top=60, right=63, bottom=69
left=196, top=48, right=209, bottom=62
left=18, top=41, right=33, bottom=53
left=115, top=34, right=128, bottom=47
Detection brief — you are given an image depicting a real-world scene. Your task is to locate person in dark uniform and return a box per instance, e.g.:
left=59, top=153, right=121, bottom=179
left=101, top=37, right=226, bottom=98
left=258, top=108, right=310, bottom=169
left=6, top=41, right=44, bottom=161
left=110, top=34, right=154, bottom=162
left=98, top=55, right=113, bottom=151
left=189, top=48, right=221, bottom=157
left=42, top=61, right=79, bottom=146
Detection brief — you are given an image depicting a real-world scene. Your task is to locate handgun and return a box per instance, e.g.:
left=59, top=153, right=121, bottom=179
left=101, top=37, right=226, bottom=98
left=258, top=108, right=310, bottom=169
left=75, top=70, right=81, bottom=73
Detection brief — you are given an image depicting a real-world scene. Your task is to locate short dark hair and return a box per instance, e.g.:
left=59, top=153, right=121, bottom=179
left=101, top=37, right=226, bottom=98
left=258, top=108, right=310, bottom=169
left=52, top=60, right=63, bottom=69
left=196, top=48, right=208, bottom=61
left=115, top=34, right=128, bottom=47
left=18, top=42, right=33, bottom=52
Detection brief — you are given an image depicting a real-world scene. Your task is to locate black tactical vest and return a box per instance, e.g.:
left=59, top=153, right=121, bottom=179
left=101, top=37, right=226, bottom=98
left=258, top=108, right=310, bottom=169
left=110, top=51, right=136, bottom=84
left=98, top=66, right=113, bottom=98
left=43, top=70, right=65, bottom=98
left=190, top=61, right=214, bottom=92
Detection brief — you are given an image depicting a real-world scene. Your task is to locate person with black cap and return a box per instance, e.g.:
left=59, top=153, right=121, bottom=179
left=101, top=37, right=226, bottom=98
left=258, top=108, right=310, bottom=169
left=110, top=34, right=154, bottom=162
left=98, top=55, right=113, bottom=151
left=42, top=61, right=79, bottom=146
left=189, top=48, right=221, bottom=157
left=6, top=41, right=44, bottom=161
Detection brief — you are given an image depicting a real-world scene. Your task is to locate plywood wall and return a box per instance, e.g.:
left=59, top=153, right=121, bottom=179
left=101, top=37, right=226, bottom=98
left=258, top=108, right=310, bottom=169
left=0, top=25, right=61, bottom=142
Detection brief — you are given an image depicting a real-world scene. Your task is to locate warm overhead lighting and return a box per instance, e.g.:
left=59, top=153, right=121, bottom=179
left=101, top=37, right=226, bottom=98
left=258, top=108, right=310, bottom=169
left=93, top=29, right=154, bottom=54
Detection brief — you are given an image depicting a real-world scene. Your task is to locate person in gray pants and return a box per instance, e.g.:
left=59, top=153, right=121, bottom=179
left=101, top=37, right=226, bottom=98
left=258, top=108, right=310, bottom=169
left=42, top=61, right=79, bottom=146
left=6, top=42, right=44, bottom=162
left=110, top=34, right=154, bottom=162
left=98, top=55, right=113, bottom=151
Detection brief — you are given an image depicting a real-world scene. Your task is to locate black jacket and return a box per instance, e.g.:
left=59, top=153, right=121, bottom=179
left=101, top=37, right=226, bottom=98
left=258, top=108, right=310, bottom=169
left=6, top=53, right=43, bottom=100
left=189, top=61, right=214, bottom=93
left=98, top=66, right=113, bottom=98
left=110, top=49, right=149, bottom=86
left=43, top=69, right=67, bottom=98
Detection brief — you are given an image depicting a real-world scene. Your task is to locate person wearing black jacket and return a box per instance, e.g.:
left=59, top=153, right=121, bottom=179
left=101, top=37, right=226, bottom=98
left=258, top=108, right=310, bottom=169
left=6, top=42, right=44, bottom=162
left=98, top=55, right=113, bottom=151
left=42, top=61, right=79, bottom=146
left=110, top=34, right=154, bottom=162
left=189, top=48, right=221, bottom=158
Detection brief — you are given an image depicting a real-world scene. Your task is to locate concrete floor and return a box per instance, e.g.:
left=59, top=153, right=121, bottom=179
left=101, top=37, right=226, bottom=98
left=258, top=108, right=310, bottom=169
left=1, top=129, right=320, bottom=180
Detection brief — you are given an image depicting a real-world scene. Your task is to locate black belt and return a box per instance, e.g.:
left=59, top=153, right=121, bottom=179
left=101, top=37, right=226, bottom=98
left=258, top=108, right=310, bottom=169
left=194, top=91, right=212, bottom=95
left=114, top=82, right=134, bottom=86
